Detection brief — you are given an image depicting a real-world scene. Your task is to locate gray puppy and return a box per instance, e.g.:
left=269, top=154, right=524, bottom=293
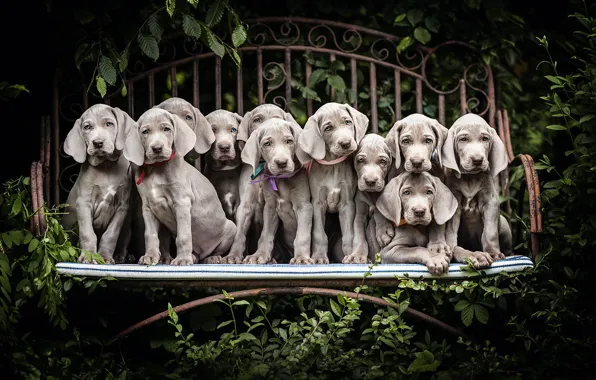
left=124, top=108, right=236, bottom=265
left=442, top=113, right=513, bottom=268
left=62, top=104, right=135, bottom=264
left=376, top=171, right=458, bottom=275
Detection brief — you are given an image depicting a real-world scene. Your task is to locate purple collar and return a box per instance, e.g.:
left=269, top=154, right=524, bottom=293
left=250, top=166, right=302, bottom=191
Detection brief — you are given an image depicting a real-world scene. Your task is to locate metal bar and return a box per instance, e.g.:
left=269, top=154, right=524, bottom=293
left=148, top=73, right=155, bottom=108
left=329, top=53, right=336, bottom=100
left=193, top=58, right=200, bottom=107
left=416, top=78, right=423, bottom=113
left=503, top=109, right=514, bottom=161
left=215, top=57, right=221, bottom=109
left=306, top=50, right=313, bottom=117
left=30, top=162, right=40, bottom=236
left=285, top=48, right=292, bottom=111
left=170, top=66, right=178, bottom=98
left=369, top=63, right=378, bottom=133
left=52, top=70, right=60, bottom=206
left=127, top=81, right=135, bottom=119
left=438, top=94, right=445, bottom=126
left=394, top=70, right=401, bottom=121
left=43, top=116, right=51, bottom=203
left=257, top=49, right=264, bottom=104
left=35, top=163, right=46, bottom=234
left=351, top=58, right=358, bottom=108
left=83, top=91, right=89, bottom=110
left=114, top=287, right=466, bottom=340
left=236, top=52, right=244, bottom=115
left=488, top=67, right=496, bottom=128
left=459, top=79, right=467, bottom=115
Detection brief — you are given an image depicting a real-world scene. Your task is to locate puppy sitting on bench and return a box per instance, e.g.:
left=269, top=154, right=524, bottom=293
left=375, top=171, right=458, bottom=275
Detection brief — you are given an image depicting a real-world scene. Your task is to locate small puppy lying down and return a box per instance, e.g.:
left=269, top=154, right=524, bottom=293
left=124, top=108, right=236, bottom=265
left=376, top=171, right=458, bottom=275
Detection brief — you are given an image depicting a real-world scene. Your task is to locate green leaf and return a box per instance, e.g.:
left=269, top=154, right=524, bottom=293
left=119, top=48, right=129, bottom=72
left=147, top=13, right=164, bottom=42
left=579, top=114, right=596, bottom=124
left=407, top=350, right=440, bottom=373
left=166, top=0, right=176, bottom=17
left=217, top=320, right=234, bottom=329
left=407, top=9, right=424, bottom=26
left=8, top=231, right=23, bottom=245
left=330, top=299, right=342, bottom=317
left=99, top=56, right=117, bottom=85
left=424, top=16, right=440, bottom=33
left=187, top=0, right=199, bottom=8
left=206, top=0, right=226, bottom=27
left=137, top=33, right=159, bottom=61
left=309, top=69, right=328, bottom=86
left=393, top=13, right=407, bottom=25
left=64, top=279, right=73, bottom=292
left=396, top=37, right=413, bottom=54
left=121, top=85, right=128, bottom=97
left=461, top=304, right=474, bottom=327
left=202, top=27, right=225, bottom=58
left=301, top=87, right=321, bottom=102
left=413, top=27, right=431, bottom=44
left=75, top=43, right=95, bottom=69
left=232, top=24, right=247, bottom=48
left=454, top=300, right=470, bottom=312
left=168, top=303, right=179, bottom=324
left=233, top=300, right=250, bottom=306
left=1, top=233, right=12, bottom=248
left=96, top=77, right=107, bottom=98
left=182, top=14, right=202, bottom=39
left=546, top=125, right=567, bottom=131
left=330, top=60, right=346, bottom=72
left=544, top=75, right=561, bottom=84
left=474, top=304, right=489, bottom=324
left=11, top=196, right=22, bottom=216
left=327, top=75, right=346, bottom=92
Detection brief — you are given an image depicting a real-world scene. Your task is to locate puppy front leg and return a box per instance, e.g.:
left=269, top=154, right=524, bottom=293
left=427, top=222, right=451, bottom=262
left=310, top=199, right=329, bottom=264
left=381, top=245, right=449, bottom=275
left=138, top=205, right=162, bottom=265
left=481, top=199, right=505, bottom=260
left=224, top=197, right=255, bottom=263
left=76, top=200, right=98, bottom=263
left=243, top=196, right=279, bottom=264
left=445, top=207, right=461, bottom=251
left=170, top=198, right=194, bottom=266
left=97, top=205, right=130, bottom=264
left=373, top=210, right=394, bottom=248
left=342, top=199, right=369, bottom=264
left=338, top=200, right=356, bottom=259
left=290, top=200, right=314, bottom=264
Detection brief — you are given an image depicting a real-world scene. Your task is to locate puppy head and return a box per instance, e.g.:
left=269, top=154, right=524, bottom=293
left=154, top=97, right=214, bottom=154
left=64, top=104, right=135, bottom=165
left=298, top=103, right=369, bottom=162
left=376, top=172, right=457, bottom=227
left=124, top=108, right=196, bottom=166
left=442, top=113, right=508, bottom=178
left=237, top=104, right=298, bottom=151
left=353, top=134, right=392, bottom=192
left=205, top=110, right=243, bottom=161
left=241, top=118, right=304, bottom=176
left=385, top=113, right=448, bottom=173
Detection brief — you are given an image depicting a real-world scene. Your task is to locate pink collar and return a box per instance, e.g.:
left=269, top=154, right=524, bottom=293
left=304, top=155, right=350, bottom=175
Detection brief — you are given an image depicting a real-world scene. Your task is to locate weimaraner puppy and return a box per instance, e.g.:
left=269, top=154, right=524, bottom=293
left=376, top=171, right=458, bottom=274
left=153, top=97, right=215, bottom=172
left=222, top=104, right=299, bottom=264
left=241, top=118, right=313, bottom=264
left=297, top=102, right=369, bottom=263
left=62, top=104, right=135, bottom=264
left=343, top=134, right=394, bottom=263
left=123, top=108, right=236, bottom=265
left=442, top=113, right=513, bottom=268
left=202, top=110, right=244, bottom=221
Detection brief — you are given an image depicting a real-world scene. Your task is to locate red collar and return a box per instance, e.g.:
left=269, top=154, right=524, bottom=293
left=136, top=151, right=176, bottom=185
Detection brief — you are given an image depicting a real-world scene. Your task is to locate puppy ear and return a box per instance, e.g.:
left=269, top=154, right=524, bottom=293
left=441, top=126, right=461, bottom=178
left=489, top=127, right=509, bottom=178
left=298, top=113, right=326, bottom=161
left=287, top=120, right=310, bottom=164
left=375, top=174, right=406, bottom=225
left=344, top=104, right=369, bottom=143
left=430, top=174, right=458, bottom=225
left=192, top=107, right=215, bottom=154
left=170, top=113, right=198, bottom=157
left=429, top=119, right=449, bottom=168
left=237, top=110, right=252, bottom=151
left=233, top=112, right=243, bottom=124
left=283, top=110, right=299, bottom=125
left=385, top=121, right=403, bottom=169
left=64, top=118, right=87, bottom=163
left=123, top=123, right=145, bottom=166
left=240, top=127, right=262, bottom=174
left=111, top=107, right=136, bottom=151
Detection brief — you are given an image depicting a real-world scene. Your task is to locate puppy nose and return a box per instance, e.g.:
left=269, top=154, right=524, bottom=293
left=410, top=157, right=424, bottom=168
left=363, top=176, right=378, bottom=187
left=152, top=145, right=163, bottom=154
left=413, top=207, right=426, bottom=218
left=471, top=155, right=483, bottom=165
left=338, top=140, right=352, bottom=150
left=275, top=159, right=288, bottom=169
left=218, top=143, right=230, bottom=153
left=92, top=140, right=103, bottom=148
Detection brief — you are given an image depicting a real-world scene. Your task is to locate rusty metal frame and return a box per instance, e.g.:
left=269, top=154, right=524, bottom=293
left=114, top=287, right=467, bottom=340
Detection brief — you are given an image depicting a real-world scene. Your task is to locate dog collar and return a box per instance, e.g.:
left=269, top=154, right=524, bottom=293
left=250, top=160, right=266, bottom=180
left=304, top=155, right=350, bottom=175
left=392, top=218, right=408, bottom=228
left=250, top=165, right=302, bottom=191
left=136, top=151, right=176, bottom=185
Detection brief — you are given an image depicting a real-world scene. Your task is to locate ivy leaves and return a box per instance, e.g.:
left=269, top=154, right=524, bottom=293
left=75, top=0, right=248, bottom=98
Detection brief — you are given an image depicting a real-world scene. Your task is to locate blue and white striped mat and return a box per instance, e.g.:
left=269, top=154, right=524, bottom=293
left=55, top=255, right=533, bottom=281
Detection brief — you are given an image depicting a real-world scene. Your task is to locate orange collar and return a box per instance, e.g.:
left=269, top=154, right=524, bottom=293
left=393, top=218, right=408, bottom=228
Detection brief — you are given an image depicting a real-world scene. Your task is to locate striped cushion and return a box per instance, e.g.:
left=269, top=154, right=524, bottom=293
left=55, top=255, right=533, bottom=281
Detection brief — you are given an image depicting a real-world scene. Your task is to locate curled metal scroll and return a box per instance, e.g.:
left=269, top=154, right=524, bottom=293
left=248, top=21, right=301, bottom=46
left=307, top=24, right=362, bottom=53
left=263, top=62, right=288, bottom=110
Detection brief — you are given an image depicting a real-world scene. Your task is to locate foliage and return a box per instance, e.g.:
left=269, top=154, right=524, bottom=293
left=0, top=82, right=29, bottom=102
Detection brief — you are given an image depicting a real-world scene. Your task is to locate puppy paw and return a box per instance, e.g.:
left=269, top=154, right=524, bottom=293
left=290, top=256, right=314, bottom=265
left=171, top=255, right=194, bottom=266
left=243, top=254, right=272, bottom=264
left=488, top=251, right=506, bottom=261
left=376, top=223, right=395, bottom=248
left=425, top=254, right=450, bottom=275
left=453, top=247, right=493, bottom=269
left=200, top=256, right=221, bottom=264
left=77, top=253, right=92, bottom=264
left=222, top=254, right=243, bottom=264
left=342, top=253, right=368, bottom=264
left=311, top=256, right=329, bottom=264
left=428, top=242, right=451, bottom=258
left=139, top=253, right=161, bottom=265
left=100, top=255, right=116, bottom=265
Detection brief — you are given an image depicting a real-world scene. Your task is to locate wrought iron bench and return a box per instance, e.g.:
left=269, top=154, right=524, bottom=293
left=27, top=17, right=540, bottom=338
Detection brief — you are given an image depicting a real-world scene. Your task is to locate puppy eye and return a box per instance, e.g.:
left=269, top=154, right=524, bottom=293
left=164, top=127, right=171, bottom=132
left=345, top=119, right=352, bottom=125
left=253, top=117, right=262, bottom=123
left=263, top=141, right=272, bottom=147
left=402, top=190, right=411, bottom=196
left=83, top=124, right=91, bottom=130
left=185, top=115, right=193, bottom=121
left=106, top=121, right=114, bottom=127
left=481, top=136, right=490, bottom=142
left=460, top=137, right=469, bottom=142
left=426, top=189, right=433, bottom=195
left=402, top=139, right=410, bottom=144
left=286, top=139, right=293, bottom=144
left=324, top=125, right=333, bottom=132
left=231, top=127, right=237, bottom=133
left=141, top=130, right=149, bottom=135
left=379, top=158, right=387, bottom=165
left=357, top=157, right=365, bottom=163
left=425, top=138, right=433, bottom=144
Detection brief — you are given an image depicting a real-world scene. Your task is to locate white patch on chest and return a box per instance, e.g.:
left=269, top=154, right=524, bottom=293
left=327, top=187, right=342, bottom=213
